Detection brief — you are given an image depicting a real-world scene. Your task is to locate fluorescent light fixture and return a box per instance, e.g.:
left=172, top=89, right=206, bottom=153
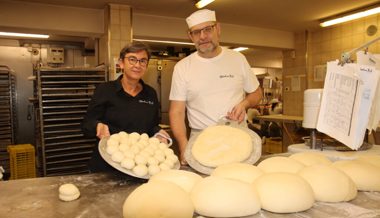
left=134, top=38, right=194, bottom=45
left=195, top=0, right=215, bottom=9
left=0, top=31, right=49, bottom=38
left=233, top=47, right=248, bottom=52
left=320, top=6, right=380, bottom=27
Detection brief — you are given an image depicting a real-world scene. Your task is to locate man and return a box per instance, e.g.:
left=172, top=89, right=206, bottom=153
left=169, top=9, right=262, bottom=165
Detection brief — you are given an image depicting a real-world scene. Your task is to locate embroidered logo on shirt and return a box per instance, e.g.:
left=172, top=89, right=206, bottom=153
left=139, top=100, right=154, bottom=105
left=219, top=74, right=234, bottom=79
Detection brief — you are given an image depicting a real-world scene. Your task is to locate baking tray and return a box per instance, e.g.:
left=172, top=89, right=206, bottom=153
left=99, top=137, right=179, bottom=179
left=185, top=119, right=262, bottom=175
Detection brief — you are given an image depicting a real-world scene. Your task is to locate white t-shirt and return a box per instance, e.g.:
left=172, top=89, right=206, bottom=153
left=169, top=48, right=260, bottom=130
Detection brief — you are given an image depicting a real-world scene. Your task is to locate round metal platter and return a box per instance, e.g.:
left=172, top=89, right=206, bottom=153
left=99, top=137, right=180, bottom=179
left=185, top=121, right=262, bottom=175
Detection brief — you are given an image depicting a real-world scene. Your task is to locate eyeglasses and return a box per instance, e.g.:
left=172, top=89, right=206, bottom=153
left=189, top=24, right=216, bottom=38
left=124, top=56, right=149, bottom=67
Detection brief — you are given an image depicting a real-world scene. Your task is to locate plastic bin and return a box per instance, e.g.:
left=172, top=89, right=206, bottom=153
left=7, top=144, right=36, bottom=180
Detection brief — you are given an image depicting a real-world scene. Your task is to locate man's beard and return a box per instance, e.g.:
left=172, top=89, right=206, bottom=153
left=196, top=41, right=218, bottom=54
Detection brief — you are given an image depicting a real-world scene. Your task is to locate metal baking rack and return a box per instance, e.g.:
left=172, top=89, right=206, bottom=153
left=32, top=67, right=107, bottom=176
left=0, top=65, right=17, bottom=174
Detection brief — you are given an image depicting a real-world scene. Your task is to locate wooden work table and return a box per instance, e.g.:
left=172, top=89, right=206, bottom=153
left=257, top=114, right=304, bottom=153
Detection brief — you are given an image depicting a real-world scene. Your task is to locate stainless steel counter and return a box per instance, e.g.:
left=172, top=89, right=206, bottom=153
left=0, top=167, right=379, bottom=218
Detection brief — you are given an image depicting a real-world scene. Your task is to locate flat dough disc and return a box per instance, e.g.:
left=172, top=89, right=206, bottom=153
left=191, top=125, right=253, bottom=167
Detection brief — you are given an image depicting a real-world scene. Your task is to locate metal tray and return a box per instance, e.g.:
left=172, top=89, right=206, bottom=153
left=185, top=120, right=262, bottom=175
left=99, top=137, right=179, bottom=179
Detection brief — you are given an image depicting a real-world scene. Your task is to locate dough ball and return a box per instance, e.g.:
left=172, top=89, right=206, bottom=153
left=129, top=132, right=141, bottom=140
left=148, top=165, right=161, bottom=176
left=148, top=143, right=158, bottom=150
left=140, top=133, right=149, bottom=141
left=134, top=142, right=145, bottom=150
left=159, top=162, right=170, bottom=171
left=158, top=142, right=168, bottom=150
left=333, top=160, right=380, bottom=191
left=253, top=172, right=314, bottom=213
left=134, top=154, right=147, bottom=165
left=128, top=137, right=139, bottom=145
left=123, top=180, right=194, bottom=218
left=106, top=143, right=118, bottom=155
left=166, top=154, right=179, bottom=163
left=163, top=159, right=175, bottom=169
left=147, top=157, right=159, bottom=166
left=118, top=131, right=128, bottom=138
left=58, top=183, right=80, bottom=202
left=191, top=125, right=253, bottom=167
left=130, top=145, right=140, bottom=155
left=149, top=137, right=160, bottom=145
left=211, top=163, right=263, bottom=184
left=154, top=149, right=165, bottom=157
left=120, top=138, right=130, bottom=146
left=118, top=143, right=130, bottom=152
left=139, top=150, right=151, bottom=159
left=110, top=133, right=121, bottom=142
left=257, top=156, right=305, bottom=173
left=356, top=155, right=380, bottom=168
left=121, top=158, right=135, bottom=170
left=132, top=164, right=148, bottom=177
left=143, top=148, right=155, bottom=156
left=298, top=164, right=357, bottom=202
left=289, top=152, right=332, bottom=166
left=111, top=151, right=124, bottom=163
left=164, top=148, right=174, bottom=157
left=191, top=176, right=261, bottom=217
left=107, top=138, right=119, bottom=147
left=123, top=150, right=135, bottom=159
left=149, top=169, right=202, bottom=193
left=154, top=153, right=165, bottom=163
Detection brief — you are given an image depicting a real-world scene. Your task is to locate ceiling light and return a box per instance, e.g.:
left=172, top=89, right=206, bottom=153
left=233, top=47, right=248, bottom=52
left=320, top=6, right=380, bottom=27
left=195, top=0, right=215, bottom=9
left=134, top=38, right=194, bottom=45
left=0, top=31, right=49, bottom=39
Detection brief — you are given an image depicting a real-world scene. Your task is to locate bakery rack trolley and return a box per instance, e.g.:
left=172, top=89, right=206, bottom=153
left=0, top=65, right=17, bottom=175
left=32, top=66, right=107, bottom=176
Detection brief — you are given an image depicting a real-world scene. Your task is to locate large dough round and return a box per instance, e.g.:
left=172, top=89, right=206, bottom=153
left=253, top=172, right=314, bottom=213
left=355, top=155, right=380, bottom=168
left=149, top=169, right=202, bottom=193
left=211, top=163, right=263, bottom=183
left=298, top=164, right=357, bottom=202
left=332, top=160, right=380, bottom=191
left=190, top=176, right=261, bottom=217
left=123, top=180, right=194, bottom=218
left=290, top=152, right=332, bottom=166
left=257, top=156, right=305, bottom=173
left=191, top=125, right=253, bottom=167
left=58, top=183, right=80, bottom=202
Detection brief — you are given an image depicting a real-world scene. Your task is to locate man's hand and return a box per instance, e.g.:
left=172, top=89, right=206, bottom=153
left=180, top=150, right=188, bottom=166
left=96, top=122, right=110, bottom=139
left=227, top=103, right=246, bottom=123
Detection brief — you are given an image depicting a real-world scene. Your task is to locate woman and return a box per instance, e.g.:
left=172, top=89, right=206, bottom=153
left=82, top=41, right=169, bottom=173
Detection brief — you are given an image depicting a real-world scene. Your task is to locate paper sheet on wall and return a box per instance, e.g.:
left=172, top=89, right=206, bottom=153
left=356, top=51, right=380, bottom=132
left=316, top=60, right=379, bottom=150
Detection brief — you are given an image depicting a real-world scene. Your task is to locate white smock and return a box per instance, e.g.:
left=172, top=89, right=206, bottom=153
left=169, top=47, right=260, bottom=130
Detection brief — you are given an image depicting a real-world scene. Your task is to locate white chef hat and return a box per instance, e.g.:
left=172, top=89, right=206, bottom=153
left=186, top=9, right=216, bottom=28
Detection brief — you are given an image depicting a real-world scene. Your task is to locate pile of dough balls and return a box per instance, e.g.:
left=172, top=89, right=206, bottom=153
left=106, top=131, right=179, bottom=177
left=122, top=153, right=380, bottom=217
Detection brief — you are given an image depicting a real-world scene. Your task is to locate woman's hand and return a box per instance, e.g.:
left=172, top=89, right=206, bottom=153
left=96, top=122, right=110, bottom=139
